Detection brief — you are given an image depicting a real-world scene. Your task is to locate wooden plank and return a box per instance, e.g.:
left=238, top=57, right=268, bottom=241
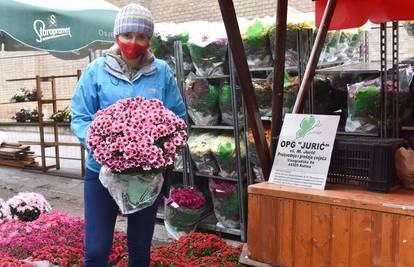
left=372, top=212, right=395, bottom=267
left=0, top=154, right=29, bottom=160
left=248, top=195, right=263, bottom=262
left=0, top=159, right=37, bottom=168
left=294, top=201, right=312, bottom=267
left=260, top=196, right=278, bottom=264
left=396, top=215, right=414, bottom=267
left=275, top=199, right=282, bottom=265
left=18, top=141, right=81, bottom=147
left=331, top=206, right=351, bottom=267
left=0, top=156, right=35, bottom=163
left=248, top=183, right=414, bottom=216
left=349, top=209, right=372, bottom=267
left=311, top=203, right=331, bottom=267
left=6, top=74, right=78, bottom=82
left=0, top=147, right=24, bottom=154
left=279, top=199, right=294, bottom=267
left=2, top=142, right=23, bottom=147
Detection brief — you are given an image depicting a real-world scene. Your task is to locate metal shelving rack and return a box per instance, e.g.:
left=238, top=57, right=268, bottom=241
left=169, top=29, right=314, bottom=240
left=314, top=22, right=403, bottom=139
left=246, top=28, right=313, bottom=185
left=171, top=41, right=249, bottom=241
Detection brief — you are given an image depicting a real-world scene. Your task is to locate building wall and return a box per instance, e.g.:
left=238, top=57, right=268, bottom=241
left=115, top=0, right=314, bottom=22
left=0, top=53, right=87, bottom=121
left=368, top=27, right=414, bottom=62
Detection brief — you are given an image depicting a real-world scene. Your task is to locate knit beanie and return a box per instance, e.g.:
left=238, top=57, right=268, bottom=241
left=113, top=4, right=154, bottom=38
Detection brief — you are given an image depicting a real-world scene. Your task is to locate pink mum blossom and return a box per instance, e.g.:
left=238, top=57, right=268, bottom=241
left=0, top=198, right=11, bottom=224
left=87, top=97, right=187, bottom=173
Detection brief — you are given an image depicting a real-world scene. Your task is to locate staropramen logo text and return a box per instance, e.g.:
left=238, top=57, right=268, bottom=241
left=33, top=15, right=72, bottom=43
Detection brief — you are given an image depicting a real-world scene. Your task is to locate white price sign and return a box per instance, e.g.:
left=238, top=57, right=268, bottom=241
left=269, top=114, right=340, bottom=190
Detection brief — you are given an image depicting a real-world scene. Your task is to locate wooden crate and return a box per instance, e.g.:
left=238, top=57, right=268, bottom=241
left=247, top=183, right=414, bottom=267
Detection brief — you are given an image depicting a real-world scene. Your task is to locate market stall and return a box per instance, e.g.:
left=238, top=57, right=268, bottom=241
left=148, top=4, right=372, bottom=240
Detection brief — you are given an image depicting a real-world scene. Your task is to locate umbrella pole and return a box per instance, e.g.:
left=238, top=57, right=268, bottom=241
left=88, top=48, right=95, bottom=62
left=292, top=0, right=337, bottom=113
left=218, top=0, right=272, bottom=180
left=271, top=0, right=288, bottom=158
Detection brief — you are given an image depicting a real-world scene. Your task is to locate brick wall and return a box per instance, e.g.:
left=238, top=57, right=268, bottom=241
left=0, top=53, right=87, bottom=121
left=113, top=0, right=313, bottom=22
left=368, top=27, right=414, bottom=62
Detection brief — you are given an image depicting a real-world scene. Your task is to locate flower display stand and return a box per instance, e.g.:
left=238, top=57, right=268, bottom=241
left=245, top=182, right=414, bottom=267
left=5, top=70, right=85, bottom=177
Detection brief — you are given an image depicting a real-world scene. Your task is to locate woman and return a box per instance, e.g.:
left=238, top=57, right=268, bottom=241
left=70, top=4, right=186, bottom=267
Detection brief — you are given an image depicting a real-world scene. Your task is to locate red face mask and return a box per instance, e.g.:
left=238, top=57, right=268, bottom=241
left=116, top=36, right=149, bottom=60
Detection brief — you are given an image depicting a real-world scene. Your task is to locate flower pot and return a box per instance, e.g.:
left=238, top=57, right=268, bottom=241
left=164, top=201, right=203, bottom=240
left=99, top=167, right=164, bottom=214
left=164, top=187, right=205, bottom=239
left=15, top=118, right=27, bottom=123
left=209, top=179, right=240, bottom=229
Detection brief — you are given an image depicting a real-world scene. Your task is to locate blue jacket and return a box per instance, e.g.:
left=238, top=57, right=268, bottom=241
left=70, top=55, right=186, bottom=174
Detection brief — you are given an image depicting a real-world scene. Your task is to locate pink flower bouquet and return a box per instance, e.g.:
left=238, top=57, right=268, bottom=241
left=164, top=187, right=206, bottom=239
left=87, top=97, right=187, bottom=214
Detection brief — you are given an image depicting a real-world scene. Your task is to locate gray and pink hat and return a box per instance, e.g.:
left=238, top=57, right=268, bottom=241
left=113, top=4, right=154, bottom=38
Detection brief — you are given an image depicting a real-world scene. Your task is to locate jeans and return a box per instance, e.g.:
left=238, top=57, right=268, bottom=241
left=84, top=168, right=159, bottom=267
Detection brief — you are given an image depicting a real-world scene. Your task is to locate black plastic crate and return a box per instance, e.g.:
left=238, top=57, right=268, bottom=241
left=271, top=136, right=405, bottom=193
left=328, top=136, right=405, bottom=192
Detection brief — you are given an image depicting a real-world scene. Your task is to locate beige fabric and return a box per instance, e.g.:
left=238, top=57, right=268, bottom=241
left=395, top=147, right=414, bottom=190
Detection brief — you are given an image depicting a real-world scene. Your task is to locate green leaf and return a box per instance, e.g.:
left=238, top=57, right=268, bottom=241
left=220, top=82, right=231, bottom=105
left=208, top=84, right=219, bottom=109
left=217, top=142, right=234, bottom=163
left=353, top=85, right=379, bottom=115
left=246, top=20, right=265, bottom=47
left=283, top=71, right=291, bottom=87
left=296, top=116, right=316, bottom=139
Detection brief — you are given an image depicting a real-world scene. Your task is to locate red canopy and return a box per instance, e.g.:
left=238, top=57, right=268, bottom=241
left=315, top=0, right=414, bottom=30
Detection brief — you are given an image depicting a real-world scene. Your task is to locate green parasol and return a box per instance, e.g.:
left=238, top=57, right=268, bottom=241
left=0, top=0, right=118, bottom=60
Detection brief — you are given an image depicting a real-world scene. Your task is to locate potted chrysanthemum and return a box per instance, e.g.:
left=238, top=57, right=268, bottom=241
left=6, top=192, right=51, bottom=222
left=87, top=97, right=187, bottom=214
left=209, top=179, right=240, bottom=229
left=164, top=186, right=205, bottom=239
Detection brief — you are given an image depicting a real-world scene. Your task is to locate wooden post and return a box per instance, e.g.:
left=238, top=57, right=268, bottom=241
left=292, top=0, right=338, bottom=113
left=36, top=75, right=47, bottom=172
left=76, top=69, right=82, bottom=80
left=217, top=0, right=272, bottom=179
left=51, top=77, right=60, bottom=170
left=80, top=146, right=86, bottom=177
left=271, top=0, right=288, bottom=158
